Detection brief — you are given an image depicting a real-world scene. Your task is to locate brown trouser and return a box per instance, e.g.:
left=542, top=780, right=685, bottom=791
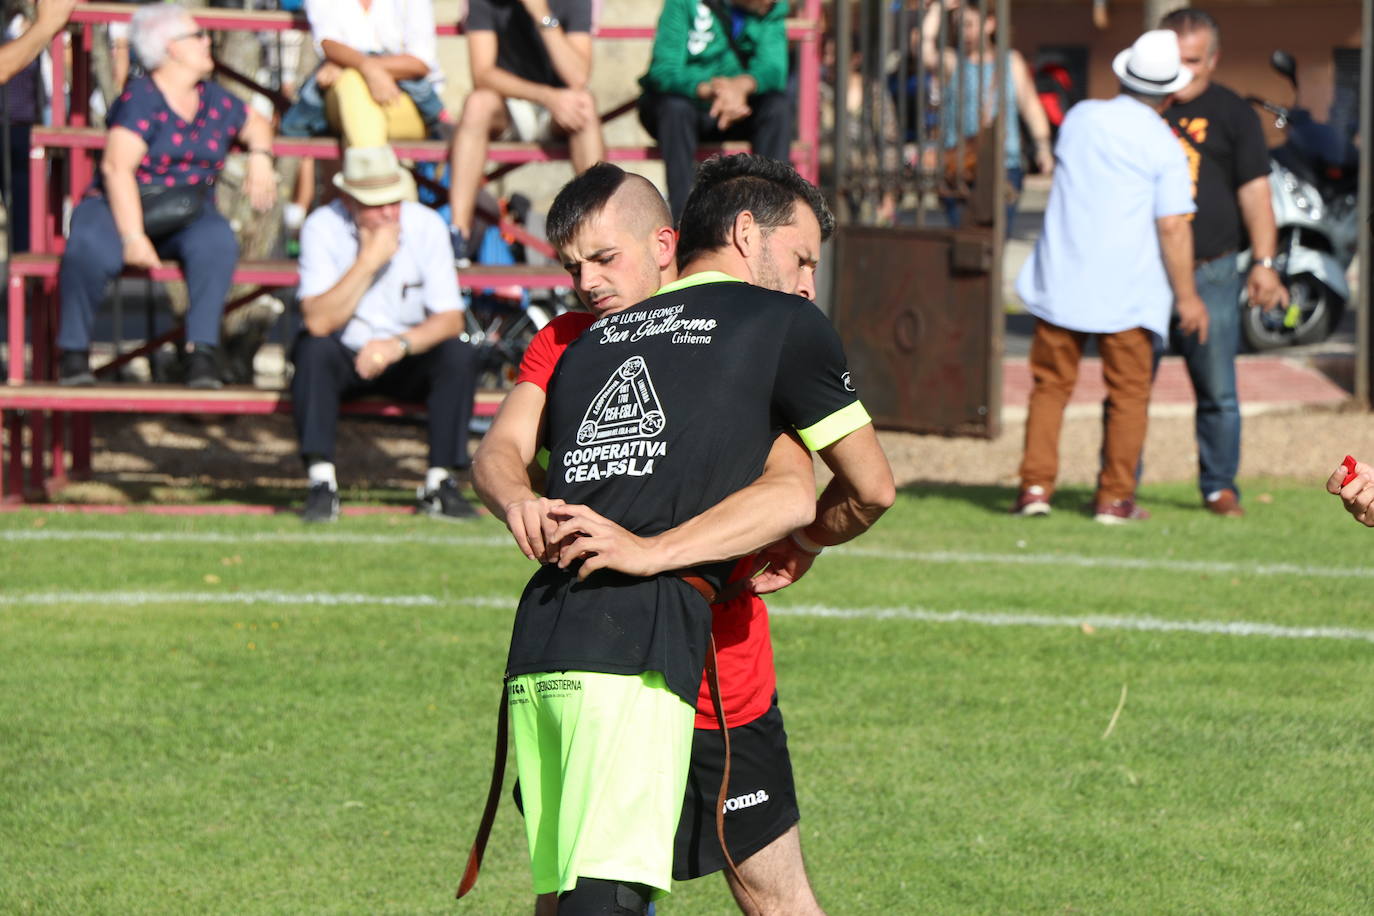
left=1018, top=319, right=1154, bottom=505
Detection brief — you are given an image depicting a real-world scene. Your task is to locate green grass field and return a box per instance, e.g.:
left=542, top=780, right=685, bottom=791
left=4, top=479, right=1374, bottom=914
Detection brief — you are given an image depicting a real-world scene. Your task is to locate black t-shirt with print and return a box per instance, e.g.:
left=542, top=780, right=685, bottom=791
left=505, top=277, right=862, bottom=705
left=1164, top=82, right=1272, bottom=261
left=465, top=0, right=593, bottom=89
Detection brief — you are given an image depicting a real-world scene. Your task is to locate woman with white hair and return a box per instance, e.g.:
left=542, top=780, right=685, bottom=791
left=56, top=3, right=276, bottom=389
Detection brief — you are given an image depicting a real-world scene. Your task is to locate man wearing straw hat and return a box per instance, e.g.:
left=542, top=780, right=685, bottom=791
left=291, top=145, right=477, bottom=522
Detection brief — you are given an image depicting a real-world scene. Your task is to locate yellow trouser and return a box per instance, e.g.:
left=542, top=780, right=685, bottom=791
left=324, top=67, right=427, bottom=147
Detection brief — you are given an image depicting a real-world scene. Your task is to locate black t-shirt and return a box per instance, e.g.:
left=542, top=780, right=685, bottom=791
left=505, top=276, right=863, bottom=704
left=1164, top=83, right=1271, bottom=261
left=465, top=0, right=593, bottom=89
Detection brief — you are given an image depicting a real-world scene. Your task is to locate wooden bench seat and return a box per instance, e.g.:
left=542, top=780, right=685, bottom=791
left=5, top=253, right=571, bottom=385
left=0, top=383, right=503, bottom=418
left=0, top=384, right=505, bottom=501
left=30, top=125, right=802, bottom=165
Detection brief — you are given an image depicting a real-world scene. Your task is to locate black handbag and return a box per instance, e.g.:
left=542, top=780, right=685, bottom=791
left=139, top=183, right=207, bottom=241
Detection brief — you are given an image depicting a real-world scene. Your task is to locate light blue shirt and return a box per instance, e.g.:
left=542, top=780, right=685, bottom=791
left=1016, top=94, right=1195, bottom=339
left=298, top=199, right=463, bottom=353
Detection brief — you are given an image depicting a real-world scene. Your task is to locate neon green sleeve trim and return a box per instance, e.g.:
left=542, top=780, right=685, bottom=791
left=796, top=401, right=872, bottom=451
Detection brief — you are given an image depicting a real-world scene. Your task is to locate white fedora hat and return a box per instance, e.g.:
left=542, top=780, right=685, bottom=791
left=1112, top=29, right=1193, bottom=95
left=332, top=145, right=416, bottom=206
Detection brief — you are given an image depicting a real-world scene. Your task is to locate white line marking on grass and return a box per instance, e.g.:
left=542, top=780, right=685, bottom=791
left=0, top=530, right=511, bottom=548
left=0, top=591, right=513, bottom=609
left=10, top=530, right=1365, bottom=582
left=5, top=590, right=1373, bottom=645
left=769, top=604, right=1374, bottom=643
left=834, top=546, right=1374, bottom=581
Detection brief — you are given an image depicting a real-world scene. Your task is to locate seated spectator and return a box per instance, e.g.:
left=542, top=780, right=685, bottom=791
left=57, top=3, right=277, bottom=389
left=638, top=0, right=791, bottom=220
left=279, top=0, right=444, bottom=233
left=446, top=0, right=603, bottom=265
left=280, top=0, right=445, bottom=146
left=292, top=146, right=477, bottom=523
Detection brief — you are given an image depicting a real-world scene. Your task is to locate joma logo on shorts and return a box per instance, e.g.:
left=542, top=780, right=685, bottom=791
left=723, top=789, right=769, bottom=812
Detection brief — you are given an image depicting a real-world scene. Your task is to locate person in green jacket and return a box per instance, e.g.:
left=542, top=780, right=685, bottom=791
left=638, top=0, right=791, bottom=219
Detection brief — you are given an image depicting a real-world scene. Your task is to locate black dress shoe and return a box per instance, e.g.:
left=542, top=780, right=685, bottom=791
left=58, top=350, right=95, bottom=387
left=185, top=347, right=223, bottom=390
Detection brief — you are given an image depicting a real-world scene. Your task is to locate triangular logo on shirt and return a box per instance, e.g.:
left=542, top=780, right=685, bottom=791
left=577, top=356, right=667, bottom=446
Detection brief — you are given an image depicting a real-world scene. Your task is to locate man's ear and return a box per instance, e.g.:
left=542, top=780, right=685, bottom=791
left=655, top=226, right=678, bottom=271
left=730, top=210, right=759, bottom=258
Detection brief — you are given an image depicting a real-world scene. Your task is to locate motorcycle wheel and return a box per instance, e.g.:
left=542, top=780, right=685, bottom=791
left=467, top=303, right=555, bottom=436
left=1240, top=275, right=1343, bottom=351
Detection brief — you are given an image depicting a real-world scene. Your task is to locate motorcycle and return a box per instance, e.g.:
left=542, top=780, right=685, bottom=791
left=1240, top=50, right=1360, bottom=351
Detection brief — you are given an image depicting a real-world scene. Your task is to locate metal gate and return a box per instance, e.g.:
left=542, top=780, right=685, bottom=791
left=826, top=0, right=1011, bottom=437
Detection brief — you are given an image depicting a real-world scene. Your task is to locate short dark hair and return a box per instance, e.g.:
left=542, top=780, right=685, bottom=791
left=676, top=154, right=835, bottom=269
left=546, top=162, right=631, bottom=252
left=1160, top=7, right=1220, bottom=49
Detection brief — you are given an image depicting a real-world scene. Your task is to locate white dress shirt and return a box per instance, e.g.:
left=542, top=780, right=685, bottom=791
left=1016, top=94, right=1196, bottom=340
left=304, top=0, right=442, bottom=84
left=298, top=199, right=463, bottom=353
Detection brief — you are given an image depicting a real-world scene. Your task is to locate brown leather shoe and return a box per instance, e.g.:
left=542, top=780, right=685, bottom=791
left=1204, top=488, right=1245, bottom=517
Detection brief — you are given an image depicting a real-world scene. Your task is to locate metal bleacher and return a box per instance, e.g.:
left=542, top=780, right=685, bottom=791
left=0, top=0, right=824, bottom=502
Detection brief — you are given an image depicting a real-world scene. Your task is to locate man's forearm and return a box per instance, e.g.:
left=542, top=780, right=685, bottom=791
left=0, top=18, right=60, bottom=84
left=1157, top=215, right=1199, bottom=300
left=396, top=310, right=462, bottom=354
left=299, top=262, right=378, bottom=336
left=471, top=383, right=549, bottom=518
left=646, top=472, right=814, bottom=571
left=472, top=438, right=541, bottom=517
left=536, top=33, right=591, bottom=89
left=1237, top=176, right=1278, bottom=261
left=806, top=424, right=896, bottom=547
left=473, top=65, right=558, bottom=106
left=320, top=40, right=429, bottom=80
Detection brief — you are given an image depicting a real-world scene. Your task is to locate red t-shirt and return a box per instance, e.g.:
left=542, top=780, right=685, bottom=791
left=517, top=312, right=777, bottom=729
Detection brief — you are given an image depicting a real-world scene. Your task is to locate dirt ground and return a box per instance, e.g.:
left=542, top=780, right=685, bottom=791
left=48, top=401, right=1368, bottom=506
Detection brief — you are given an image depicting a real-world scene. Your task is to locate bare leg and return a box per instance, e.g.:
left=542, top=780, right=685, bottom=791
left=448, top=88, right=509, bottom=236
left=534, top=892, right=557, bottom=916
left=723, top=823, right=825, bottom=916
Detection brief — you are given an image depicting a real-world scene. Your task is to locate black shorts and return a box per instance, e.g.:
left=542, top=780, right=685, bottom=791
left=672, top=701, right=801, bottom=881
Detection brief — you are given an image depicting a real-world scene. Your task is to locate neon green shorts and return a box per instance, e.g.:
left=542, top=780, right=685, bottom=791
left=507, top=670, right=695, bottom=898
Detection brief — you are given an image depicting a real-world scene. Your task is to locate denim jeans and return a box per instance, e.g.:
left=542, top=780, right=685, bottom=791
left=280, top=66, right=445, bottom=138
left=1170, top=256, right=1243, bottom=499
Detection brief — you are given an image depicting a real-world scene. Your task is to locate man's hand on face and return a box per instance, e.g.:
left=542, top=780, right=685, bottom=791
left=547, top=504, right=665, bottom=580
left=358, top=220, right=401, bottom=272
left=749, top=534, right=819, bottom=595
left=503, top=496, right=568, bottom=562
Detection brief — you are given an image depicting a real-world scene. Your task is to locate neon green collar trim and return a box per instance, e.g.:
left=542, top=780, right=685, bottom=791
left=654, top=270, right=744, bottom=295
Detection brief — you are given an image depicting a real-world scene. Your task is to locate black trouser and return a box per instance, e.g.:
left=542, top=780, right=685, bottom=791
left=638, top=90, right=792, bottom=221
left=290, top=332, right=477, bottom=469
